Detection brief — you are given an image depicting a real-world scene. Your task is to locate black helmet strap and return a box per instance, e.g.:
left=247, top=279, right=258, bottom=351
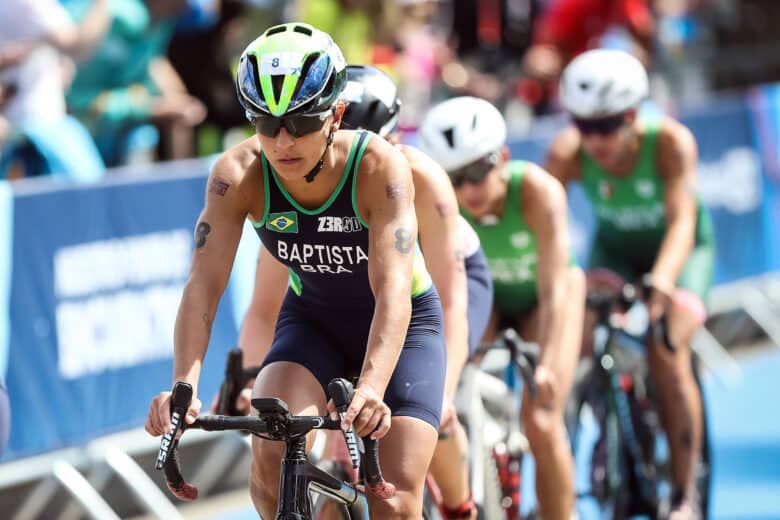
left=304, top=126, right=335, bottom=183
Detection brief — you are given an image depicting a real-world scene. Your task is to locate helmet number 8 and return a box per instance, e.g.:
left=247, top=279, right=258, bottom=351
left=260, top=52, right=303, bottom=76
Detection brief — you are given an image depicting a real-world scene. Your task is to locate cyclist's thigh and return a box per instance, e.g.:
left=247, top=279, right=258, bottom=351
left=259, top=292, right=346, bottom=408
left=465, top=247, right=494, bottom=356
left=658, top=243, right=714, bottom=350
left=385, top=288, right=447, bottom=432
left=676, top=242, right=715, bottom=310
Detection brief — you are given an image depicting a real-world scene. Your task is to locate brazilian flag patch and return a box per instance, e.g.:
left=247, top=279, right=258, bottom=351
left=266, top=211, right=299, bottom=233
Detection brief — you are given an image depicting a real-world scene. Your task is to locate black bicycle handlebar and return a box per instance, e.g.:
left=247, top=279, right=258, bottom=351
left=475, top=328, right=540, bottom=400
left=586, top=277, right=676, bottom=353
left=215, top=348, right=262, bottom=416
left=158, top=378, right=396, bottom=501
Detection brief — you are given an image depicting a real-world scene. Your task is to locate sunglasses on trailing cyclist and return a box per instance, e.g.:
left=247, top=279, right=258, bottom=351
left=252, top=108, right=333, bottom=138
left=573, top=114, right=626, bottom=136
left=448, top=151, right=501, bottom=188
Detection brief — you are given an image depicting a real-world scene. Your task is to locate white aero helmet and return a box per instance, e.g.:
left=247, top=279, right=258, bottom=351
left=559, top=49, right=649, bottom=118
left=418, top=96, right=506, bottom=172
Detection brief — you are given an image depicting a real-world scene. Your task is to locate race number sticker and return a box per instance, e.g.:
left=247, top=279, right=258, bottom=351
left=259, top=52, right=304, bottom=75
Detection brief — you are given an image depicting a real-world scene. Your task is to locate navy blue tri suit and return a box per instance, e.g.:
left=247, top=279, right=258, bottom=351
left=254, top=131, right=446, bottom=429
left=456, top=216, right=493, bottom=357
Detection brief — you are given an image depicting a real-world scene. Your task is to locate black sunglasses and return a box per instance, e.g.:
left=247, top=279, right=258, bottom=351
left=448, top=152, right=500, bottom=188
left=573, top=114, right=626, bottom=136
left=252, top=108, right=333, bottom=138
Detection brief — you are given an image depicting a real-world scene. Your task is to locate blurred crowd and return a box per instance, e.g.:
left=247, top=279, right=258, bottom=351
left=2, top=0, right=780, bottom=181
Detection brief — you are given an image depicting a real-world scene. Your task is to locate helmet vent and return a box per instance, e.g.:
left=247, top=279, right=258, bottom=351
left=578, top=81, right=590, bottom=91
left=271, top=75, right=284, bottom=103
left=597, top=79, right=614, bottom=103
left=442, top=128, right=455, bottom=148
left=249, top=55, right=264, bottom=101
left=471, top=112, right=478, bottom=130
left=293, top=25, right=313, bottom=36
left=265, top=25, right=286, bottom=37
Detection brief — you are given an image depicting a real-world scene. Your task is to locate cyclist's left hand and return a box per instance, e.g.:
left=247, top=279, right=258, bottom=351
left=330, top=384, right=391, bottom=440
left=647, top=277, right=674, bottom=322
left=533, top=366, right=557, bottom=411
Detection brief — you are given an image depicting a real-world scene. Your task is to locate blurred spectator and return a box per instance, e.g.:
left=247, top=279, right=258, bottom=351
left=392, top=0, right=451, bottom=133
left=435, top=0, right=538, bottom=105
left=0, top=0, right=108, bottom=181
left=708, top=0, right=780, bottom=91
left=65, top=0, right=207, bottom=167
left=295, top=0, right=399, bottom=65
left=167, top=0, right=249, bottom=156
left=521, top=0, right=656, bottom=114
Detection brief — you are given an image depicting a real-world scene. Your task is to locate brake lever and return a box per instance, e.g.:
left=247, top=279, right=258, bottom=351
left=502, top=329, right=540, bottom=401
left=156, top=382, right=192, bottom=469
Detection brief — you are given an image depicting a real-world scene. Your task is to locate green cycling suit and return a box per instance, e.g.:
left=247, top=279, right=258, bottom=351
left=580, top=117, right=715, bottom=300
left=461, top=161, right=545, bottom=317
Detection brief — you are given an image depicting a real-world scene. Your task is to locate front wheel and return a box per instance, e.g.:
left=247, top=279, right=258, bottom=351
left=478, top=442, right=504, bottom=520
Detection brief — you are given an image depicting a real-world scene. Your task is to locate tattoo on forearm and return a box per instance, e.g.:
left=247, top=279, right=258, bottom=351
left=202, top=313, right=212, bottom=333
left=386, top=182, right=408, bottom=200
left=436, top=202, right=455, bottom=218
left=394, top=228, right=413, bottom=254
left=455, top=250, right=466, bottom=272
left=195, top=222, right=211, bottom=248
left=681, top=430, right=693, bottom=451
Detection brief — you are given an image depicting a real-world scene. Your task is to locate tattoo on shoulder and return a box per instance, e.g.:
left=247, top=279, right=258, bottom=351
left=386, top=182, right=408, bottom=200
left=394, top=227, right=413, bottom=254
left=435, top=202, right=455, bottom=218
left=209, top=177, right=230, bottom=196
left=195, top=221, right=212, bottom=248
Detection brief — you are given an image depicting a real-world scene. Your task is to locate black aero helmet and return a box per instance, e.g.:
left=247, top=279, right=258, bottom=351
left=340, top=65, right=401, bottom=138
left=235, top=23, right=347, bottom=119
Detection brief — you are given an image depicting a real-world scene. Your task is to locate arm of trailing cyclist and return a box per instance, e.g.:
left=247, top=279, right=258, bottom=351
left=652, top=119, right=698, bottom=293
left=524, top=164, right=572, bottom=369
left=237, top=246, right=288, bottom=368
left=544, top=126, right=583, bottom=185
left=360, top=141, right=417, bottom=401
left=411, top=153, right=469, bottom=403
left=173, top=155, right=253, bottom=396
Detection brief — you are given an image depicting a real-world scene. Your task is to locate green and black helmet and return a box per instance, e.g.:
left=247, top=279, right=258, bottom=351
left=236, top=23, right=347, bottom=119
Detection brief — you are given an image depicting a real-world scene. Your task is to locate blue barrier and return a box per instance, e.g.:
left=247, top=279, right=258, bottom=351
left=2, top=161, right=240, bottom=460
left=1, top=86, right=779, bottom=460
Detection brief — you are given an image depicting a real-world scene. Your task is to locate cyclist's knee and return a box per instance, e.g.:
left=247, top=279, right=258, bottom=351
left=522, top=405, right=564, bottom=453
left=250, top=438, right=284, bottom=492
left=369, top=491, right=422, bottom=519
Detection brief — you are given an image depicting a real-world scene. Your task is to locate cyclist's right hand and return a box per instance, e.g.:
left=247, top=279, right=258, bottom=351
left=145, top=390, right=202, bottom=436
left=330, top=383, right=391, bottom=440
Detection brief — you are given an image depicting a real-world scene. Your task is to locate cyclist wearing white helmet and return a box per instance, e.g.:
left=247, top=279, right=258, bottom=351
left=420, top=96, right=585, bottom=520
left=547, top=48, right=715, bottom=519
left=145, top=24, right=448, bottom=518
left=232, top=64, right=493, bottom=519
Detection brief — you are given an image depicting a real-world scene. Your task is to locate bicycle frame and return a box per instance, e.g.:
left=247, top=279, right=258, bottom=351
left=584, top=286, right=671, bottom=515
left=275, top=433, right=368, bottom=519
left=592, top=317, right=658, bottom=510
left=458, top=329, right=539, bottom=519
